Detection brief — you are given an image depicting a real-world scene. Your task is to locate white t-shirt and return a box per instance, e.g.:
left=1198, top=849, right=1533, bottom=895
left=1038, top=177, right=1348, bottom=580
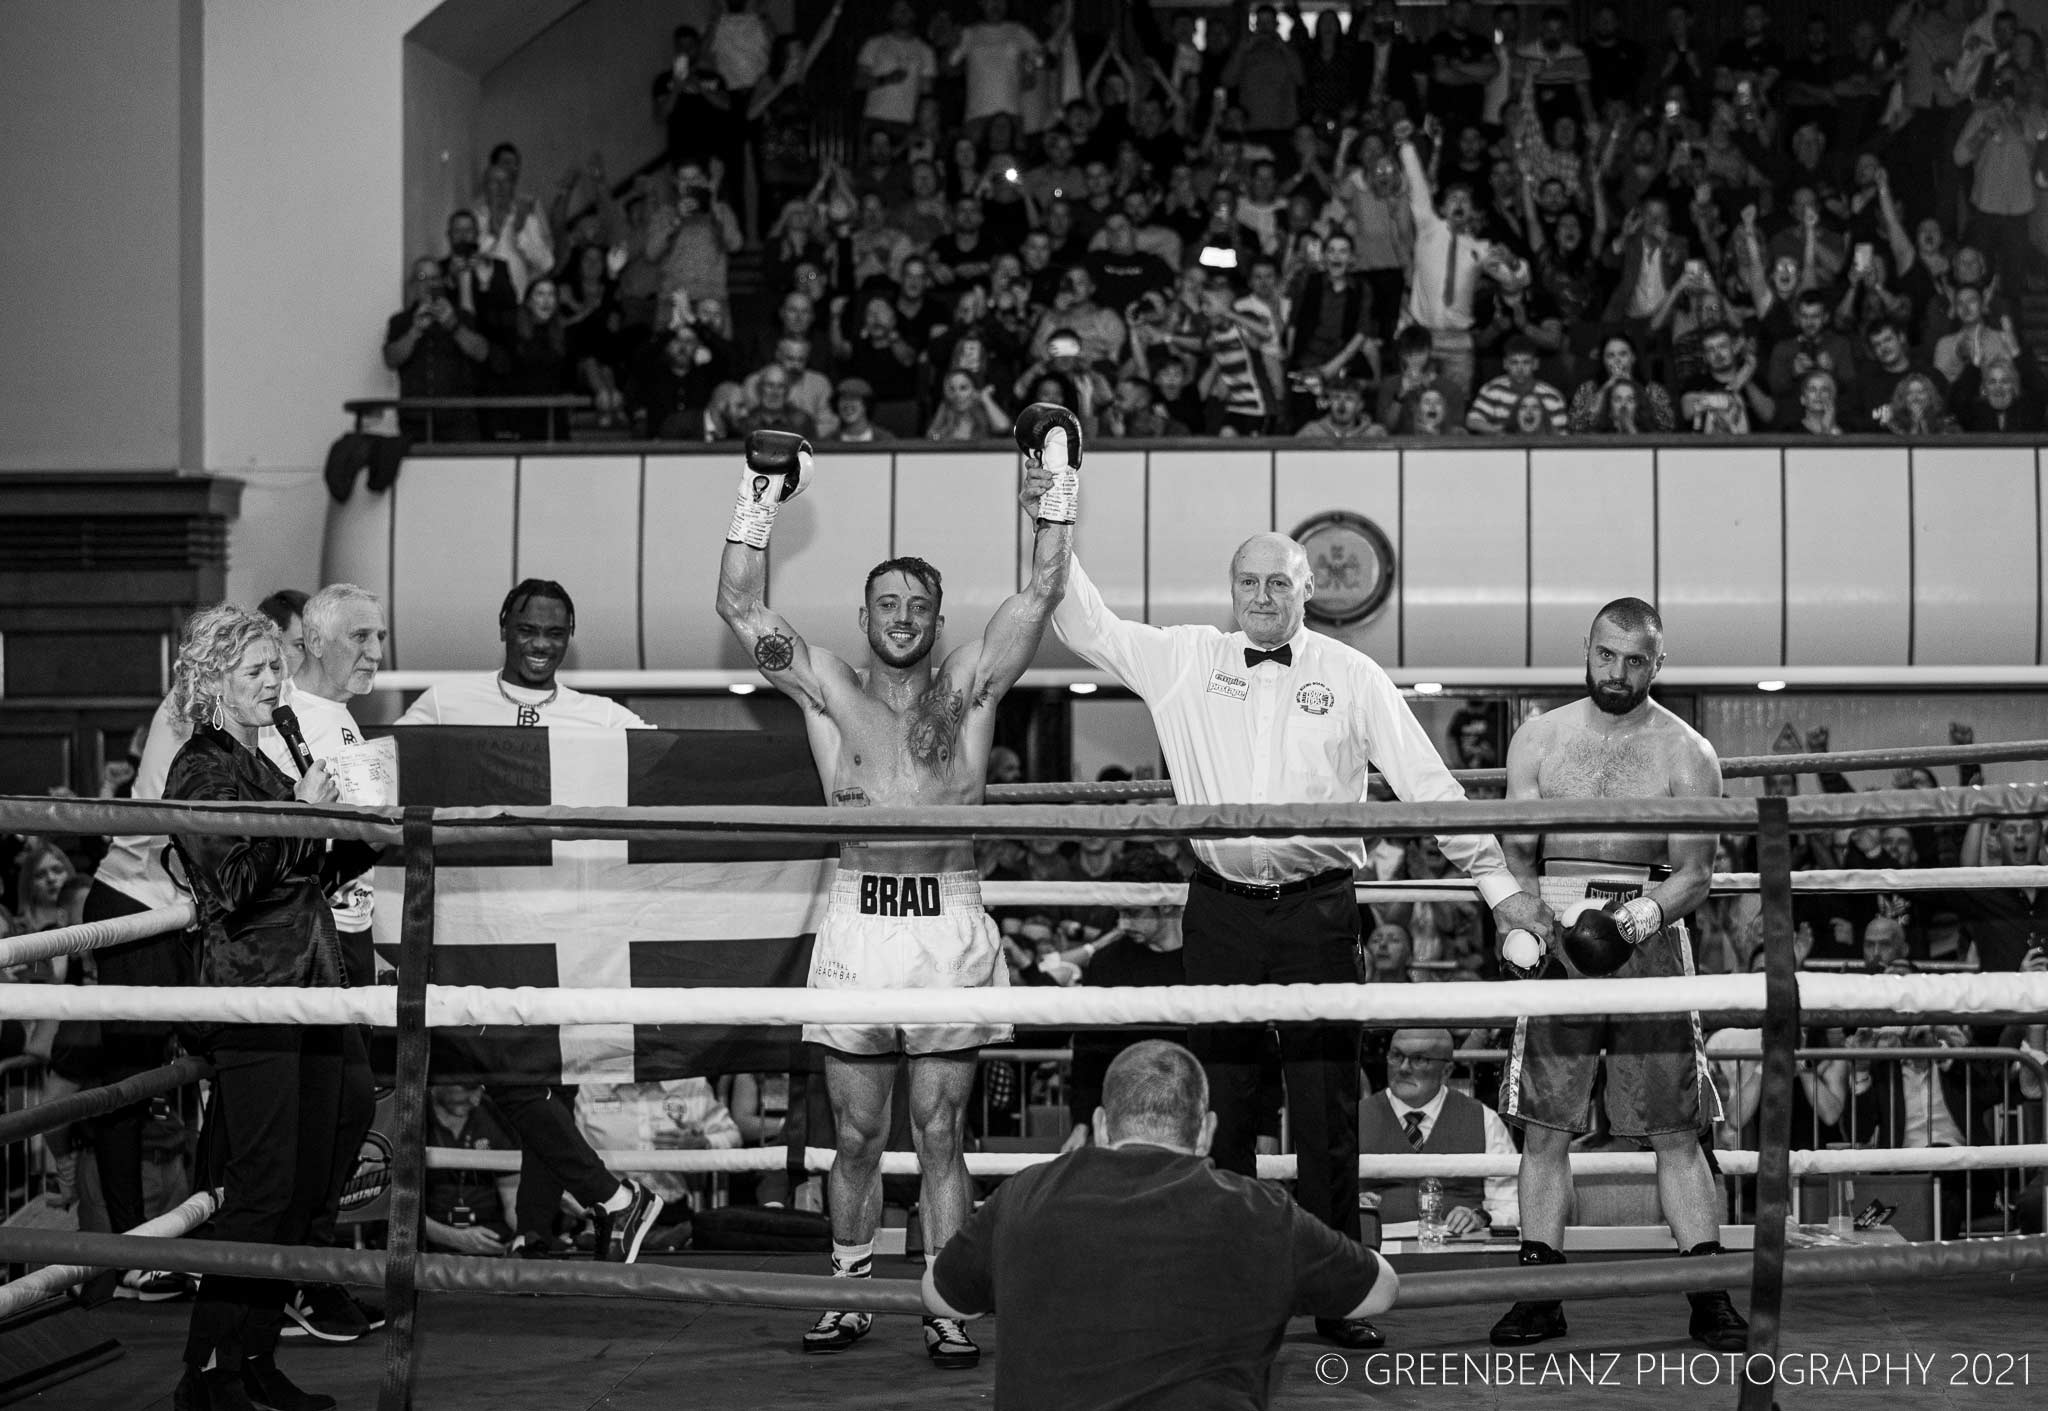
left=260, top=685, right=374, bottom=933
left=575, top=1079, right=742, bottom=1204
left=858, top=33, right=937, bottom=126
left=706, top=11, right=775, bottom=91
left=95, top=694, right=188, bottom=909
left=953, top=21, right=1039, bottom=122
left=394, top=676, right=651, bottom=730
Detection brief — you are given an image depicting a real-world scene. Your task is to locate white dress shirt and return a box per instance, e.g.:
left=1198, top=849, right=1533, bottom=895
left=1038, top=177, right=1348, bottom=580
left=1051, top=557, right=1519, bottom=901
left=396, top=676, right=651, bottom=729
left=1382, top=1084, right=1521, bottom=1227
left=1400, top=142, right=1495, bottom=335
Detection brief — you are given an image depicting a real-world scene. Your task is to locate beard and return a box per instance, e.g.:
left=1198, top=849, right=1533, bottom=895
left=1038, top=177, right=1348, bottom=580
left=1585, top=665, right=1649, bottom=716
left=871, top=628, right=936, bottom=669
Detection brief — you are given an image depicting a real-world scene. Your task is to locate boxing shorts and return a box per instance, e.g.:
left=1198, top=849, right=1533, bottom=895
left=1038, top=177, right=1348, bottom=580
left=1499, top=859, right=1721, bottom=1138
left=804, top=869, right=1011, bottom=1056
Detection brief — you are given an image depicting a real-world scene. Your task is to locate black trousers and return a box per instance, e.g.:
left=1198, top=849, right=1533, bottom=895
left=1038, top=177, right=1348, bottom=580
left=184, top=1023, right=364, bottom=1368
left=303, top=1024, right=375, bottom=1249
left=1183, top=873, right=1364, bottom=1239
left=80, top=881, right=187, bottom=1236
left=485, top=1085, right=618, bottom=1235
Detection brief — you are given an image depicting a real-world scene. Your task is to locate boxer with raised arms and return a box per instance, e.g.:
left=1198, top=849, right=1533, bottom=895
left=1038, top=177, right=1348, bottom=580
left=1492, top=596, right=1750, bottom=1352
left=714, top=411, right=1078, bottom=1368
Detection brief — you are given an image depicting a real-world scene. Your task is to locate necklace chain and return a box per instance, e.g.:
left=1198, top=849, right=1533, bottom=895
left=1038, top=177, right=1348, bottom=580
left=496, top=676, right=559, bottom=711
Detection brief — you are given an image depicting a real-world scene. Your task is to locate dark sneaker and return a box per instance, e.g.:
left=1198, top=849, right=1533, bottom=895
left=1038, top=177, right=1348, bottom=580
left=174, top=1366, right=258, bottom=1411
left=1688, top=1289, right=1749, bottom=1351
left=117, top=1268, right=195, bottom=1302
left=923, top=1316, right=979, bottom=1369
left=801, top=1308, right=873, bottom=1354
left=595, top=1180, right=665, bottom=1264
left=242, top=1356, right=337, bottom=1411
left=1489, top=1300, right=1569, bottom=1346
left=278, top=1284, right=367, bottom=1343
left=349, top=1291, right=386, bottom=1332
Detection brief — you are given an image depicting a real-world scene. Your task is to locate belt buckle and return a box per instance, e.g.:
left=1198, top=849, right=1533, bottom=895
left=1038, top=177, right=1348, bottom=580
left=1243, top=879, right=1282, bottom=901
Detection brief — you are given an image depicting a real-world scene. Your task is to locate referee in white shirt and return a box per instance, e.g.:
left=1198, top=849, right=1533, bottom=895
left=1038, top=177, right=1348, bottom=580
left=1052, top=532, right=1552, bottom=1349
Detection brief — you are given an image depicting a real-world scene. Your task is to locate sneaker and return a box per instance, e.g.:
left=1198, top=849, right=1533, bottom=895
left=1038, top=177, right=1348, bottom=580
left=241, top=1356, right=336, bottom=1411
left=278, top=1284, right=368, bottom=1343
left=508, top=1234, right=550, bottom=1259
left=116, top=1268, right=194, bottom=1302
left=1687, top=1289, right=1749, bottom=1352
left=595, top=1180, right=665, bottom=1264
left=800, top=1309, right=873, bottom=1354
left=923, top=1316, right=979, bottom=1369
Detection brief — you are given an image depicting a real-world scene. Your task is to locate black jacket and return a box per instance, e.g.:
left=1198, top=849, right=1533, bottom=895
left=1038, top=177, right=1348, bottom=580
left=164, top=724, right=342, bottom=989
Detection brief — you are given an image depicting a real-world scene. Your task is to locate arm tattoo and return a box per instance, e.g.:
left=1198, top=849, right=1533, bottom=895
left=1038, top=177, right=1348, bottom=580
left=755, top=632, right=796, bottom=672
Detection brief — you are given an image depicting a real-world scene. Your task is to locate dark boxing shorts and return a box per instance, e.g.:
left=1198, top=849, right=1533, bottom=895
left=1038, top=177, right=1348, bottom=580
left=1499, top=860, right=1721, bottom=1139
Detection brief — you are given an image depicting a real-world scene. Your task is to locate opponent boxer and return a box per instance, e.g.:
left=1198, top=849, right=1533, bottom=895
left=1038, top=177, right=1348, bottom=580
left=713, top=412, right=1077, bottom=1368
left=1492, top=597, right=1749, bottom=1351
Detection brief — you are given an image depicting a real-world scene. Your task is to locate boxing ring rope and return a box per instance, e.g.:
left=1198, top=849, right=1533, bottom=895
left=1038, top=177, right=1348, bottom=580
left=0, top=1057, right=211, bottom=1146
left=8, top=971, right=2047, bottom=1027
left=416, top=1142, right=2048, bottom=1180
left=0, top=1191, right=219, bottom=1322
left=2, top=1223, right=2045, bottom=1322
left=0, top=902, right=193, bottom=969
left=4, top=782, right=2048, bottom=1411
left=985, top=736, right=2048, bottom=803
left=4, top=860, right=2041, bottom=973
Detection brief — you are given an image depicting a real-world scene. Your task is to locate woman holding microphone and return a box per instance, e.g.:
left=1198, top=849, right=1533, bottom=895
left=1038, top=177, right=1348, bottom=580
left=162, top=603, right=358, bottom=1411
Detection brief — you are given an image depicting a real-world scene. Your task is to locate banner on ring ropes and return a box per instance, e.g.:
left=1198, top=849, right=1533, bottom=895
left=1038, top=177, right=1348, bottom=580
left=365, top=727, right=830, bottom=1084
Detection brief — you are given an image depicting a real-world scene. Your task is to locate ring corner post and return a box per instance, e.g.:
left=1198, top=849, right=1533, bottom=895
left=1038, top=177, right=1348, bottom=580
left=378, top=806, right=438, bottom=1411
left=1740, top=794, right=1799, bottom=1411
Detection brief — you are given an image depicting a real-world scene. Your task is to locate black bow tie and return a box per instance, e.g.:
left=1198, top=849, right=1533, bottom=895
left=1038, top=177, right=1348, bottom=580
left=1244, top=644, right=1293, bottom=668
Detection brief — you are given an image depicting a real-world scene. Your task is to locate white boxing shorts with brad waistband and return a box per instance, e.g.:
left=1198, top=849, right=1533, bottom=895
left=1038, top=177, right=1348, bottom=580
left=804, top=869, right=1011, bottom=1056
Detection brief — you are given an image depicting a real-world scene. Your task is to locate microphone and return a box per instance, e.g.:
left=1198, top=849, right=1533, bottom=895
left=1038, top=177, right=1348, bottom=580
left=272, top=705, right=315, bottom=776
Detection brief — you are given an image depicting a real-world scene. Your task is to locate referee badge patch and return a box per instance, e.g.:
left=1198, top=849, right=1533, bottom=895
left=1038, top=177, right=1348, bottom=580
left=1295, top=682, right=1335, bottom=715
left=1207, top=669, right=1249, bottom=700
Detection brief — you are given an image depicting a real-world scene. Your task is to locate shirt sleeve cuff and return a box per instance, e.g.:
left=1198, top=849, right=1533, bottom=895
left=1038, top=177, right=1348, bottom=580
left=1474, top=872, right=1523, bottom=911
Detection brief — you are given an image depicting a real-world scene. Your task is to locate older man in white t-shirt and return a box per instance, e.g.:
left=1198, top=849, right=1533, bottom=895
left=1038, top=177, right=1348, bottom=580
left=857, top=0, right=937, bottom=136
left=950, top=0, right=1039, bottom=134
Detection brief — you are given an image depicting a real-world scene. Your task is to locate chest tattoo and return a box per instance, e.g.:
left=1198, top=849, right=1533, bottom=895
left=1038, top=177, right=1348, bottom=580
left=833, top=787, right=870, bottom=807
left=904, top=684, right=966, bottom=770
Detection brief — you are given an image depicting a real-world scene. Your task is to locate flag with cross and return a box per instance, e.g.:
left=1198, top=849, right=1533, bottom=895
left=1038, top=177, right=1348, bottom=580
left=367, top=726, right=832, bottom=1084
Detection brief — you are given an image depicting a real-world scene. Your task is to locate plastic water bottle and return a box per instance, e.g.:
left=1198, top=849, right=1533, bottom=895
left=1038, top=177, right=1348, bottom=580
left=1418, top=1177, right=1446, bottom=1249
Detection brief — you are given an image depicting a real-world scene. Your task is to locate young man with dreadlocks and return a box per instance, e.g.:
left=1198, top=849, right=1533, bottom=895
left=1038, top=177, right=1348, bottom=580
left=395, top=580, right=667, bottom=1265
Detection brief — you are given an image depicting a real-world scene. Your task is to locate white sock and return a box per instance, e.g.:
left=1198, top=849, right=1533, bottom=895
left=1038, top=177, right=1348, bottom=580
left=830, top=1239, right=874, bottom=1278
left=599, top=1181, right=634, bottom=1214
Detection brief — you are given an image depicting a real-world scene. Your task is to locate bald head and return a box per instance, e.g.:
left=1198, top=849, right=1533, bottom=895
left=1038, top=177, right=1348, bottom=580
left=1229, top=534, right=1315, bottom=649
left=1389, top=1027, right=1455, bottom=1059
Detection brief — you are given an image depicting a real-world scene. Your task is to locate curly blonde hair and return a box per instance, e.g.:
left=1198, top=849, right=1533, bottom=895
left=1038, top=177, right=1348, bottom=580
left=171, top=603, right=281, bottom=726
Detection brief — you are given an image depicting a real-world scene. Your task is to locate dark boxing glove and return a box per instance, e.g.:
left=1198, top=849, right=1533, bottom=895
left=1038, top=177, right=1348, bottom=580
left=728, top=430, right=815, bottom=548
left=1560, top=896, right=1664, bottom=977
left=1014, top=402, right=1081, bottom=524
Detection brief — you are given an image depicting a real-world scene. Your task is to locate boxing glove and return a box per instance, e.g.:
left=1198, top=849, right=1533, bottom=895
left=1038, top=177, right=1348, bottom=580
left=1560, top=896, right=1664, bottom=977
left=1014, top=402, right=1082, bottom=525
left=727, top=431, right=815, bottom=548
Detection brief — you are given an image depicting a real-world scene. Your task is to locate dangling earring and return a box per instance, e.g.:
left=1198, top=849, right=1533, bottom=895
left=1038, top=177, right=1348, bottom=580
left=209, top=695, right=226, bottom=731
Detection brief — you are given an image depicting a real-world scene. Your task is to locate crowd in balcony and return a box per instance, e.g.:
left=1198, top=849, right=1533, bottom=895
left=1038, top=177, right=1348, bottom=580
left=379, top=0, right=2048, bottom=444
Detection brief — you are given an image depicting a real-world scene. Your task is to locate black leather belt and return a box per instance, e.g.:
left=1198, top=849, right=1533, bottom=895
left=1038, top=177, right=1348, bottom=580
left=1191, top=865, right=1354, bottom=902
